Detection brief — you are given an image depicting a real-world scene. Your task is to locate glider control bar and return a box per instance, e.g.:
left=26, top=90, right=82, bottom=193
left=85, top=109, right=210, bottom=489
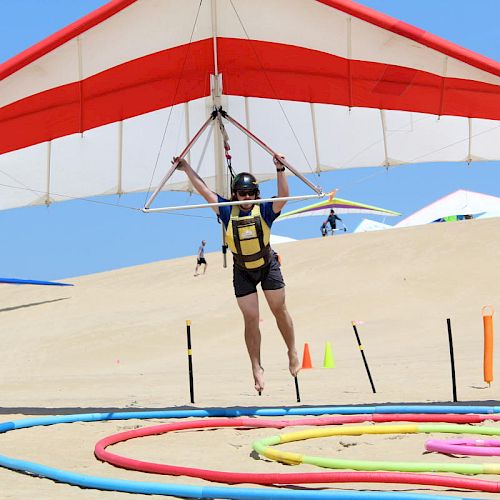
left=143, top=108, right=325, bottom=213
left=144, top=193, right=323, bottom=213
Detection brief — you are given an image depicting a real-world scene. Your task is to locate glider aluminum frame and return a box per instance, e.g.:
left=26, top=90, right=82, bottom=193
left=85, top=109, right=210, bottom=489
left=142, top=109, right=325, bottom=213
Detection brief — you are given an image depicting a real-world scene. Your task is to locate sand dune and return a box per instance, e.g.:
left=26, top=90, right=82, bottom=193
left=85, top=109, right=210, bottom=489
left=0, top=217, right=499, bottom=498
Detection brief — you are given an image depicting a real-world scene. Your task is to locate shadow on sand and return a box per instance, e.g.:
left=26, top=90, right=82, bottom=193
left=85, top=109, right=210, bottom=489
left=0, top=399, right=497, bottom=417
left=0, top=297, right=69, bottom=314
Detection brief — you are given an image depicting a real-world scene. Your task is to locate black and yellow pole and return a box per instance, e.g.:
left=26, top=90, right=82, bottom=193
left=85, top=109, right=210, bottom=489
left=186, top=320, right=195, bottom=404
left=294, top=375, right=301, bottom=403
left=446, top=318, right=458, bottom=402
left=351, top=321, right=376, bottom=394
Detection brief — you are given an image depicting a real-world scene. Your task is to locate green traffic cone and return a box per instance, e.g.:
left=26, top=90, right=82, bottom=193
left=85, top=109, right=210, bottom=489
left=323, top=341, right=335, bottom=368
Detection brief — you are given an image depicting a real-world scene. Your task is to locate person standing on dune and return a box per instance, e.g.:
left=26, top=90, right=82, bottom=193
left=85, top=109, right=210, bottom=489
left=194, top=240, right=207, bottom=276
left=175, top=154, right=300, bottom=394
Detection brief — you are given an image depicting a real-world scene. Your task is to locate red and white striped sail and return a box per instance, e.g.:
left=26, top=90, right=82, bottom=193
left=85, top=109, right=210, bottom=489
left=0, top=0, right=499, bottom=211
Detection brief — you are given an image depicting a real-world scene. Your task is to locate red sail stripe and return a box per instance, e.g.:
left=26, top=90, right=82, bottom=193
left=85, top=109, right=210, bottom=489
left=1, top=38, right=499, bottom=155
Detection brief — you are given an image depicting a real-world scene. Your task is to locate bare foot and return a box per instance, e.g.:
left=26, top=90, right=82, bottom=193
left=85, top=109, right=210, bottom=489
left=288, top=349, right=301, bottom=377
left=253, top=365, right=264, bottom=394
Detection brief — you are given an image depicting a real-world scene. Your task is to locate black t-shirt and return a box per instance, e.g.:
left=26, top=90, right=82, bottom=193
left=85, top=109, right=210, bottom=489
left=327, top=214, right=341, bottom=226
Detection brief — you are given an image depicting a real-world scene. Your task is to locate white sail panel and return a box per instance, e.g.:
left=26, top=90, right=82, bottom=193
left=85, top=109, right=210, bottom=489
left=50, top=125, right=122, bottom=203
left=315, top=105, right=386, bottom=168
left=470, top=119, right=500, bottom=161
left=0, top=144, right=49, bottom=209
left=384, top=112, right=469, bottom=164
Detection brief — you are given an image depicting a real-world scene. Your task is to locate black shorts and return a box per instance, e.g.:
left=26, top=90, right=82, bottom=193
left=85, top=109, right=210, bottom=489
left=232, top=252, right=285, bottom=298
left=197, top=257, right=206, bottom=265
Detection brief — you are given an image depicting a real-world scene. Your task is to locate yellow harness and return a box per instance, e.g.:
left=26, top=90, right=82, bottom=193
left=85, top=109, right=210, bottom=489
left=225, top=204, right=271, bottom=270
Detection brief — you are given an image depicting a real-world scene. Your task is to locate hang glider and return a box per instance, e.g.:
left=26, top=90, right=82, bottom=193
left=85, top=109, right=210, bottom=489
left=277, top=195, right=400, bottom=221
left=395, top=189, right=500, bottom=227
left=0, top=277, right=73, bottom=286
left=1, top=0, right=499, bottom=213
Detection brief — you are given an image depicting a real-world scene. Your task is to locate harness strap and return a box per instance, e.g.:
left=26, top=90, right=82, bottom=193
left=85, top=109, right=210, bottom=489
left=231, top=217, right=243, bottom=256
left=254, top=216, right=265, bottom=249
left=232, top=245, right=272, bottom=265
left=230, top=208, right=271, bottom=269
left=217, top=113, right=235, bottom=178
left=230, top=215, right=265, bottom=251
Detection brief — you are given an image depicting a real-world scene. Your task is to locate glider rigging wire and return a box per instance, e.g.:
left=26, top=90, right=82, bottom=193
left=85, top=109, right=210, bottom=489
left=0, top=181, right=214, bottom=221
left=143, top=0, right=204, bottom=206
left=227, top=0, right=318, bottom=180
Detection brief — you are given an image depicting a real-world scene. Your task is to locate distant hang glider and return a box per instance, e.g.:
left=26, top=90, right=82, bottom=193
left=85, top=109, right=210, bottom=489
left=277, top=196, right=400, bottom=220
left=0, top=0, right=499, bottom=213
left=0, top=277, right=73, bottom=286
left=395, top=189, right=500, bottom=227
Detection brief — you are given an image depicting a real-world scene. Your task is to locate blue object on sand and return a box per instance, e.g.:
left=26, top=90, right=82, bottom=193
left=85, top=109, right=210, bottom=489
left=0, top=277, right=73, bottom=286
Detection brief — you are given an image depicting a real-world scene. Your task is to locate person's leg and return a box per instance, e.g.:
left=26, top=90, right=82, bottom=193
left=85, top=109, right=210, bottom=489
left=263, top=288, right=300, bottom=377
left=203, top=261, right=207, bottom=274
left=194, top=262, right=200, bottom=276
left=236, top=292, right=264, bottom=393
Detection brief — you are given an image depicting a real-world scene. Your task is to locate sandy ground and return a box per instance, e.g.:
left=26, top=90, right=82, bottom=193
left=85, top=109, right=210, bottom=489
left=0, top=217, right=499, bottom=499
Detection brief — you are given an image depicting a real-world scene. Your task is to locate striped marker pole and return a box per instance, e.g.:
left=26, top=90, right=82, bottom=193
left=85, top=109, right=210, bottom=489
left=186, top=320, right=195, bottom=404
left=351, top=321, right=376, bottom=393
left=294, top=376, right=301, bottom=403
left=446, top=318, right=458, bottom=402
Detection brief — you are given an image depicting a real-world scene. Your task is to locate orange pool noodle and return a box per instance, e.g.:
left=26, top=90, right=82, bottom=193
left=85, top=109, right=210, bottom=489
left=482, top=306, right=494, bottom=384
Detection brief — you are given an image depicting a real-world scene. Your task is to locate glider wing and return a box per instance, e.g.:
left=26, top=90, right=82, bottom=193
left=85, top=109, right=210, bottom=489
left=1, top=0, right=499, bottom=211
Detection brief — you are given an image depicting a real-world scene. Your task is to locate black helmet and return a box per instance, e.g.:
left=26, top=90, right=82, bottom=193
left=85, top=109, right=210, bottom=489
left=231, top=172, right=259, bottom=193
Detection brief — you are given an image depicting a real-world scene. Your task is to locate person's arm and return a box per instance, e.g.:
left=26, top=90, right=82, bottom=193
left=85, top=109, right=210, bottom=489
left=175, top=157, right=219, bottom=214
left=272, top=154, right=289, bottom=214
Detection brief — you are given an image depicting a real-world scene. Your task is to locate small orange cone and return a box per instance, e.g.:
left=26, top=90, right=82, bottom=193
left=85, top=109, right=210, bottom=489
left=302, top=343, right=313, bottom=369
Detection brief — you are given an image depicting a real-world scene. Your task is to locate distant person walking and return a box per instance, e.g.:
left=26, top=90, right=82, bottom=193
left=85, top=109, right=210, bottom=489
left=194, top=240, right=207, bottom=276
left=327, top=209, right=343, bottom=233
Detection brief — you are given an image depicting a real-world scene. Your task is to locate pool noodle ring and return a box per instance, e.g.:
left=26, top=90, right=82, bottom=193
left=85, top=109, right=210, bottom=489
left=1, top=405, right=500, bottom=498
left=253, top=423, right=500, bottom=475
left=426, top=438, right=500, bottom=456
left=95, top=415, right=500, bottom=493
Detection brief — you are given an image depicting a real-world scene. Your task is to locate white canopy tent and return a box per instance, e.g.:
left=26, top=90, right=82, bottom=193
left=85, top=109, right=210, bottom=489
left=354, top=218, right=393, bottom=233
left=270, top=234, right=297, bottom=245
left=395, top=189, right=500, bottom=228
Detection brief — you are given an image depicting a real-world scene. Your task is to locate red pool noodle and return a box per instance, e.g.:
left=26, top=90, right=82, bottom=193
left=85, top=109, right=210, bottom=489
left=95, top=415, right=500, bottom=492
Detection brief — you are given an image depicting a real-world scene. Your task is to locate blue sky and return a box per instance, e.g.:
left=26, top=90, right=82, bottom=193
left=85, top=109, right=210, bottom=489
left=0, top=0, right=499, bottom=280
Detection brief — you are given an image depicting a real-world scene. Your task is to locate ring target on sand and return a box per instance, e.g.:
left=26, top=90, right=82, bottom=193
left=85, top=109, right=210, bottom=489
left=1, top=405, right=500, bottom=498
left=425, top=438, right=500, bottom=456
left=252, top=423, right=500, bottom=474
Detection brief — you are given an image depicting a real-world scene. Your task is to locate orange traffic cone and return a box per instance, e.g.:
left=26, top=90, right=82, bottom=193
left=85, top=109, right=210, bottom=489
left=302, top=343, right=313, bottom=369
